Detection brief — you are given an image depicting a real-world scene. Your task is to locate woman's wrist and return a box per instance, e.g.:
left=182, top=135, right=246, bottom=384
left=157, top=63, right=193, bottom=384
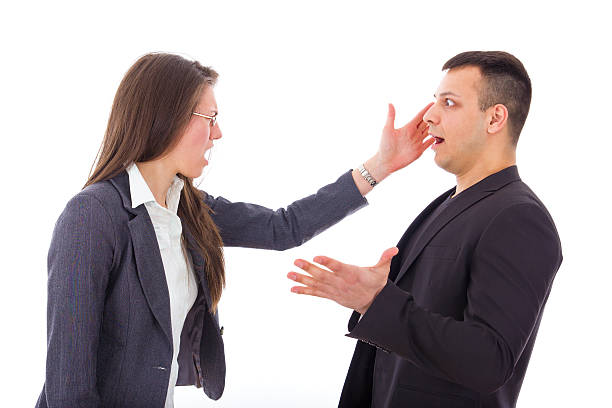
left=351, top=154, right=391, bottom=196
left=363, top=154, right=391, bottom=184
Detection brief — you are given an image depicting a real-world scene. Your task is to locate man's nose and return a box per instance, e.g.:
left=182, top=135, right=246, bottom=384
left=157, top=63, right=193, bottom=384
left=422, top=103, right=438, bottom=126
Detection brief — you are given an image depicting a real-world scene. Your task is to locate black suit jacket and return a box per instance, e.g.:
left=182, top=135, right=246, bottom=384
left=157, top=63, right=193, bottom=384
left=339, top=166, right=562, bottom=408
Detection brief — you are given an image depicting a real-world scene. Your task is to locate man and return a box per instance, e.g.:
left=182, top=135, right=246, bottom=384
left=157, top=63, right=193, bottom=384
left=288, top=51, right=563, bottom=408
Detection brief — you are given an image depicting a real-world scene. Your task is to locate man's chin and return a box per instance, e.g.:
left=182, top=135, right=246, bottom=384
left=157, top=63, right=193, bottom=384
left=433, top=155, right=455, bottom=174
left=433, top=154, right=445, bottom=169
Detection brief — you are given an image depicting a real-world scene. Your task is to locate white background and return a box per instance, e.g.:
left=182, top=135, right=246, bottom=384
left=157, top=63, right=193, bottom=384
left=1, top=1, right=610, bottom=406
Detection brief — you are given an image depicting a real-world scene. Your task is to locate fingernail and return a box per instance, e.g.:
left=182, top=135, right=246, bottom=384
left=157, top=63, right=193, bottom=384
left=291, top=287, right=299, bottom=293
left=294, top=260, right=304, bottom=268
left=288, top=272, right=296, bottom=280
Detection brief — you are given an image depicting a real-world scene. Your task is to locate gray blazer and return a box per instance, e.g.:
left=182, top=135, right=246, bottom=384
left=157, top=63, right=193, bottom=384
left=35, top=169, right=366, bottom=408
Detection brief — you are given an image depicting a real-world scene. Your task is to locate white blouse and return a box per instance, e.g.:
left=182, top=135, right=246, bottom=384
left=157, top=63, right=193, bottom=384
left=127, top=163, right=198, bottom=408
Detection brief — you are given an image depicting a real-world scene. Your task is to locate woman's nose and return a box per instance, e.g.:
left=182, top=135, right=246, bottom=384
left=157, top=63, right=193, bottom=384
left=211, top=125, right=222, bottom=140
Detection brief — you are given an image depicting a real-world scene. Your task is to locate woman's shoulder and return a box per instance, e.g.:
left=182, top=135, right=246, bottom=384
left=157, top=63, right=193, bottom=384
left=61, top=178, right=126, bottom=225
left=81, top=178, right=120, bottom=202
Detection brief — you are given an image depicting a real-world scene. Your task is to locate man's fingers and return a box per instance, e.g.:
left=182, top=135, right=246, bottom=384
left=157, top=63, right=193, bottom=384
left=293, top=259, right=328, bottom=278
left=287, top=271, right=316, bottom=287
left=312, top=255, right=346, bottom=274
left=385, top=103, right=396, bottom=129
left=287, top=271, right=336, bottom=290
left=374, top=247, right=399, bottom=267
left=290, top=284, right=331, bottom=300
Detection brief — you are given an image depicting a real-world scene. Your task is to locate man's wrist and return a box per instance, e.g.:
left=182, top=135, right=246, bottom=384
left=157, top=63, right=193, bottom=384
left=356, top=280, right=388, bottom=315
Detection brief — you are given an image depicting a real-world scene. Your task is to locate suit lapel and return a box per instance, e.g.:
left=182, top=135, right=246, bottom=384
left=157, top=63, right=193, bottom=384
left=128, top=208, right=173, bottom=344
left=109, top=170, right=175, bottom=344
left=109, top=169, right=215, bottom=342
left=394, top=165, right=521, bottom=284
left=389, top=188, right=453, bottom=281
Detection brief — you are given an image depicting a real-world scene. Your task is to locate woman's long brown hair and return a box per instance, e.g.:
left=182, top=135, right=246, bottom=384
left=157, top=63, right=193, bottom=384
left=84, top=52, right=225, bottom=311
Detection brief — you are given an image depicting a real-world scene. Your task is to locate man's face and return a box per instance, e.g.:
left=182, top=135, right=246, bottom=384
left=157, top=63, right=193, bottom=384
left=423, top=66, right=489, bottom=175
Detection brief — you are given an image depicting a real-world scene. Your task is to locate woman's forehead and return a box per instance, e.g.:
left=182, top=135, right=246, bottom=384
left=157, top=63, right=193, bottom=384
left=196, top=88, right=218, bottom=112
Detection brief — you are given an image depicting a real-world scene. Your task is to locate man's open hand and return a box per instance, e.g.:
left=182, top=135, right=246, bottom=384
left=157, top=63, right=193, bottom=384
left=288, top=247, right=399, bottom=315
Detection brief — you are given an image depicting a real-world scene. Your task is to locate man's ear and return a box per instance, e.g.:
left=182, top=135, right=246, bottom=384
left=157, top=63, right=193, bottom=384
left=487, top=104, right=509, bottom=135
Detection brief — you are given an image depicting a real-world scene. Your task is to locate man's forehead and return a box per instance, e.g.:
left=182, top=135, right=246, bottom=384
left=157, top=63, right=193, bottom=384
left=436, top=66, right=482, bottom=97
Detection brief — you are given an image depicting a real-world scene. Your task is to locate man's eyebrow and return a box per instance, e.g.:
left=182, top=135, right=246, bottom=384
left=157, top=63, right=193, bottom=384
left=434, top=91, right=461, bottom=98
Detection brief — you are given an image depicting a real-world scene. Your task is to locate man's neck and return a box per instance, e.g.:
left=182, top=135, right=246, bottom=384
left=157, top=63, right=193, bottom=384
left=453, top=157, right=516, bottom=197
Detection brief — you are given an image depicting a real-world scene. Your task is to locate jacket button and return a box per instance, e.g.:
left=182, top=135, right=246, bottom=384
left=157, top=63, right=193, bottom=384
left=220, top=326, right=224, bottom=335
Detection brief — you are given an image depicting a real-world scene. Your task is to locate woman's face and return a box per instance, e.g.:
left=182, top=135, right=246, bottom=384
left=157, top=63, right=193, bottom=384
left=170, top=87, right=222, bottom=178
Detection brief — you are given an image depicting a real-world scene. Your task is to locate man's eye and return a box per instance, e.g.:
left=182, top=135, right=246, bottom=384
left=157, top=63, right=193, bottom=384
left=444, top=98, right=455, bottom=107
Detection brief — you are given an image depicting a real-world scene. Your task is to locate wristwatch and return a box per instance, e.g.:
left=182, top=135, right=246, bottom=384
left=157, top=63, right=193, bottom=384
left=357, top=164, right=378, bottom=187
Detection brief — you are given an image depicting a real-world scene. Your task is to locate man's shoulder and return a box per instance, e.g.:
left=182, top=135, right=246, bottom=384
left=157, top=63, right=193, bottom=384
left=493, top=179, right=550, bottom=211
left=483, top=179, right=558, bottom=232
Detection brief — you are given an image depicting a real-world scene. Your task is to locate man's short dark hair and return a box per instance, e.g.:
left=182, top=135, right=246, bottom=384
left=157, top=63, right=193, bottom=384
left=443, top=51, right=531, bottom=145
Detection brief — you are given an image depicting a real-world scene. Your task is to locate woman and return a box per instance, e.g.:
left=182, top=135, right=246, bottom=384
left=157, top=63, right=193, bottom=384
left=35, top=52, right=432, bottom=408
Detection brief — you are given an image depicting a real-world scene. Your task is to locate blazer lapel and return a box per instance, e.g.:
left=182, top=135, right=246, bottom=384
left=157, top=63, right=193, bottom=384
left=128, top=209, right=173, bottom=344
left=389, top=188, right=453, bottom=281
left=394, top=166, right=521, bottom=284
left=109, top=170, right=173, bottom=345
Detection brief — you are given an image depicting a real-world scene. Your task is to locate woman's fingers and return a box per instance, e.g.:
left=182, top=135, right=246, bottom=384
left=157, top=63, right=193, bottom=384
left=417, top=120, right=428, bottom=132
left=410, top=102, right=434, bottom=125
left=385, top=103, right=396, bottom=130
left=422, top=135, right=435, bottom=147
left=416, top=121, right=430, bottom=141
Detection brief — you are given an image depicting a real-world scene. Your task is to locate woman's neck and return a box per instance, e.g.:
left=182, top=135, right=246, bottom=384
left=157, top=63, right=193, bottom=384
left=134, top=160, right=176, bottom=209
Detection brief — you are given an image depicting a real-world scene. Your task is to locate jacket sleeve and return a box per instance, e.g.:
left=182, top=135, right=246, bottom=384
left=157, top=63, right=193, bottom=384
left=42, top=193, right=116, bottom=407
left=203, top=170, right=367, bottom=250
left=347, top=203, right=563, bottom=394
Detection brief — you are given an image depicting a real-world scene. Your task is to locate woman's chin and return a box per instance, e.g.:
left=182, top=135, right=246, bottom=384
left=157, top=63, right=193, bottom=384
left=181, top=165, right=205, bottom=179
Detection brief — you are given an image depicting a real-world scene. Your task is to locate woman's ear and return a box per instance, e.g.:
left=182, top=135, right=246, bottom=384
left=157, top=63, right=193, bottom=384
left=487, top=104, right=509, bottom=135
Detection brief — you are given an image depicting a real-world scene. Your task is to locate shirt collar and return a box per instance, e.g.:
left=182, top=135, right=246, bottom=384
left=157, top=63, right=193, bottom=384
left=126, top=162, right=185, bottom=214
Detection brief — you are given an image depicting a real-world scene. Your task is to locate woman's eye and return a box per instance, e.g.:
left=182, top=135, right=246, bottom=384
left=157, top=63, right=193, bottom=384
left=444, top=98, right=455, bottom=107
